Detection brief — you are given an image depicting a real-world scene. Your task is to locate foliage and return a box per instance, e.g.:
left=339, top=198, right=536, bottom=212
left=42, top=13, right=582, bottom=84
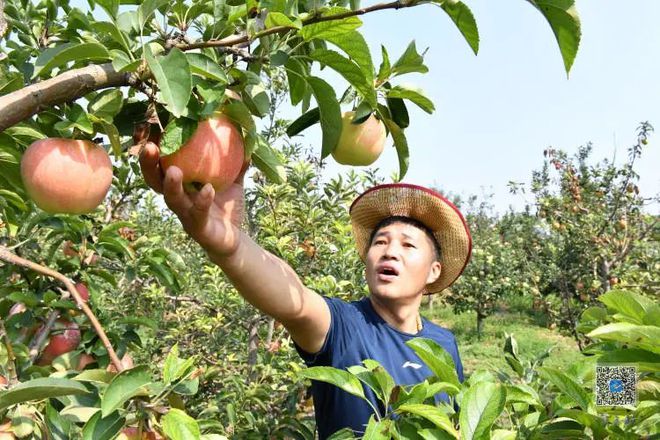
left=301, top=289, right=659, bottom=439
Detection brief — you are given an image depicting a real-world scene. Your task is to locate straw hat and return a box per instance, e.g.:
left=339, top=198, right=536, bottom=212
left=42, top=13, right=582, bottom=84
left=349, top=183, right=472, bottom=294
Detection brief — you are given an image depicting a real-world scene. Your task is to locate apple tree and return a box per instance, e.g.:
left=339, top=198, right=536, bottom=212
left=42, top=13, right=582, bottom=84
left=0, top=0, right=583, bottom=437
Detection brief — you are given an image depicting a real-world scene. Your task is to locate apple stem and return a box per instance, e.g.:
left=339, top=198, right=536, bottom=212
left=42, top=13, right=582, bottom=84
left=0, top=318, right=19, bottom=384
left=0, top=245, right=125, bottom=372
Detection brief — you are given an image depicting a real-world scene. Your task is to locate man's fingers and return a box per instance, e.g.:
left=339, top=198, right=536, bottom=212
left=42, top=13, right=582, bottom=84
left=139, top=142, right=164, bottom=193
left=162, top=166, right=193, bottom=214
left=191, top=183, right=215, bottom=216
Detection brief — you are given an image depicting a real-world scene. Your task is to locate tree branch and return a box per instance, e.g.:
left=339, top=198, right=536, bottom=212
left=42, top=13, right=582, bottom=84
left=0, top=64, right=131, bottom=132
left=0, top=245, right=125, bottom=372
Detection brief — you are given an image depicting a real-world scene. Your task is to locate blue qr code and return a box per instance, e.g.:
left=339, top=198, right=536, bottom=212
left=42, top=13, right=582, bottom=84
left=596, top=365, right=637, bottom=407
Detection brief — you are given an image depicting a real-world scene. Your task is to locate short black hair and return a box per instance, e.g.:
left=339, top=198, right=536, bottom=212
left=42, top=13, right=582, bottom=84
left=368, top=216, right=442, bottom=261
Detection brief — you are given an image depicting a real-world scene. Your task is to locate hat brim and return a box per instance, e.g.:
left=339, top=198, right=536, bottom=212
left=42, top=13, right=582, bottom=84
left=349, top=183, right=472, bottom=294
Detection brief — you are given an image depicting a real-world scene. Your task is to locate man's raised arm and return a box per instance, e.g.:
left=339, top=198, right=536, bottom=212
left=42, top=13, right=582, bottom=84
left=139, top=141, right=330, bottom=354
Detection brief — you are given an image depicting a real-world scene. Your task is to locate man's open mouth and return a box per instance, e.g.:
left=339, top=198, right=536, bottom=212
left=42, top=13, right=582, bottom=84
left=377, top=265, right=399, bottom=281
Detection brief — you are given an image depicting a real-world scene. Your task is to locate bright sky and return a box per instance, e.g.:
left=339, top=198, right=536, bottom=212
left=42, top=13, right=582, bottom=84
left=313, top=0, right=660, bottom=213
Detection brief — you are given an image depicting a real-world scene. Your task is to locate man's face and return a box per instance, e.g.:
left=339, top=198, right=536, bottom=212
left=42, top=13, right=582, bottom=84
left=365, top=221, right=441, bottom=301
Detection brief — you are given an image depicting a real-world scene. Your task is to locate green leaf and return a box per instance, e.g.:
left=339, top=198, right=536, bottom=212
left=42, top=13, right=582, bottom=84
left=187, top=53, right=228, bottom=83
left=436, top=0, right=479, bottom=55
left=391, top=41, right=428, bottom=77
left=300, top=7, right=362, bottom=41
left=0, top=378, right=89, bottom=411
left=95, top=0, right=119, bottom=19
left=386, top=97, right=409, bottom=129
left=598, top=290, right=653, bottom=324
left=526, top=0, right=581, bottom=74
left=265, top=12, right=301, bottom=29
left=459, top=381, right=506, bottom=440
left=101, top=365, right=151, bottom=417
left=33, top=43, right=110, bottom=78
left=362, top=416, right=393, bottom=439
left=138, top=0, right=169, bottom=28
left=309, top=49, right=377, bottom=108
left=588, top=322, right=660, bottom=354
left=285, top=58, right=308, bottom=106
left=382, top=118, right=408, bottom=181
left=377, top=45, right=391, bottom=83
left=0, top=71, right=24, bottom=96
left=299, top=366, right=366, bottom=401
left=387, top=85, right=434, bottom=113
left=74, top=369, right=116, bottom=384
left=287, top=107, right=320, bottom=137
left=97, top=122, right=122, bottom=158
left=162, top=408, right=201, bottom=440
left=252, top=137, right=286, bottom=184
left=160, top=117, right=199, bottom=156
left=397, top=404, right=459, bottom=438
left=538, top=367, right=591, bottom=411
left=95, top=22, right=131, bottom=53
left=305, top=76, right=342, bottom=159
left=323, top=31, right=374, bottom=85
left=88, top=89, right=124, bottom=121
left=505, top=384, right=542, bottom=407
left=145, top=46, right=192, bottom=118
left=598, top=349, right=660, bottom=372
left=81, top=410, right=124, bottom=440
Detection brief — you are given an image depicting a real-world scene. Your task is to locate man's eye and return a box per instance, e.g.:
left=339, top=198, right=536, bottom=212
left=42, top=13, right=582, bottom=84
left=373, top=240, right=386, bottom=246
left=404, top=243, right=416, bottom=248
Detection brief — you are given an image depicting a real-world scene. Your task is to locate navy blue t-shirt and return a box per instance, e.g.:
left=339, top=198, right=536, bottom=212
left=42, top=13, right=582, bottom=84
left=295, top=296, right=464, bottom=438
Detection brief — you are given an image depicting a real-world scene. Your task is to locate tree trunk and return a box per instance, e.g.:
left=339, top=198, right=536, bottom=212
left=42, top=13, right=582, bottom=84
left=265, top=317, right=275, bottom=347
left=476, top=312, right=486, bottom=340
left=246, top=314, right=260, bottom=383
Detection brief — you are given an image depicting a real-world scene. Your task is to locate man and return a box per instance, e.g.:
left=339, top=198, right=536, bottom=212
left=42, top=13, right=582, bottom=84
left=140, top=143, right=471, bottom=437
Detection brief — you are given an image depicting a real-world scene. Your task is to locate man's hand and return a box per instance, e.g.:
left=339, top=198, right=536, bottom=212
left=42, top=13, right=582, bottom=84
left=138, top=141, right=248, bottom=258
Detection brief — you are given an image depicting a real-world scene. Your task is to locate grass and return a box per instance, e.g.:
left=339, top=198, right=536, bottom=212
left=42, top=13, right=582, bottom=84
left=422, top=300, right=584, bottom=376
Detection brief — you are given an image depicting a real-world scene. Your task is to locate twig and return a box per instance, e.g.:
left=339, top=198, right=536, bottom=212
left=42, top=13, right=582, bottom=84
left=28, top=309, right=60, bottom=362
left=0, top=245, right=124, bottom=372
left=0, top=318, right=18, bottom=384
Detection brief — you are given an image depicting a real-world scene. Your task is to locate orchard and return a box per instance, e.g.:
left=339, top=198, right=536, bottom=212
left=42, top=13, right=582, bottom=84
left=0, top=0, right=658, bottom=438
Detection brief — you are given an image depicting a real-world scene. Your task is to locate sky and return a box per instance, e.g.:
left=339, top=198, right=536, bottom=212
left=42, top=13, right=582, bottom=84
left=300, top=0, right=660, bottom=213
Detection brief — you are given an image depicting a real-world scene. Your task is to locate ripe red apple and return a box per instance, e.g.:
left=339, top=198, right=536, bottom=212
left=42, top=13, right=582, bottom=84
left=37, top=320, right=81, bottom=366
left=117, top=427, right=161, bottom=440
left=0, top=376, right=7, bottom=386
left=74, top=282, right=90, bottom=303
left=20, top=138, right=113, bottom=214
left=76, top=353, right=96, bottom=370
left=331, top=112, right=387, bottom=166
left=159, top=115, right=244, bottom=194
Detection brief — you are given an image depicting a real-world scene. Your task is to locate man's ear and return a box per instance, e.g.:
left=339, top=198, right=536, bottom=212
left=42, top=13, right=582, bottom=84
left=426, top=261, right=442, bottom=285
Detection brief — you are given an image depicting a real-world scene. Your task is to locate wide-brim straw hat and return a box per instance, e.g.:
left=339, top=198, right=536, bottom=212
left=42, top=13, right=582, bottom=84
left=349, top=183, right=472, bottom=294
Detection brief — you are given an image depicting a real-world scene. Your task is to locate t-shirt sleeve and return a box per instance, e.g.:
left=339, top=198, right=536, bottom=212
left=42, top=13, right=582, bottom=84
left=453, top=337, right=465, bottom=383
left=294, top=296, right=353, bottom=367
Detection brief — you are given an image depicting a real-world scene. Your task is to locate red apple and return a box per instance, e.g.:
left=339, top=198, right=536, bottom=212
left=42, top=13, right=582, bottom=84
left=20, top=138, right=113, bottom=214
left=107, top=353, right=134, bottom=373
left=76, top=353, right=96, bottom=370
left=37, top=319, right=81, bottom=365
left=331, top=111, right=387, bottom=166
left=74, top=282, right=90, bottom=303
left=159, top=115, right=244, bottom=194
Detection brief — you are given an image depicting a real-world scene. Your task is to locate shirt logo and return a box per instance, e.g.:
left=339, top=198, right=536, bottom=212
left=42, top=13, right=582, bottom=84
left=402, top=361, right=422, bottom=370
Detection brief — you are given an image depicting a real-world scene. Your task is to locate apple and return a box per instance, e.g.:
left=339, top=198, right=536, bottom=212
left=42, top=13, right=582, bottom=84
left=117, top=427, right=161, bottom=440
left=20, top=138, right=113, bottom=214
left=331, top=112, right=387, bottom=166
left=36, top=319, right=81, bottom=366
left=76, top=353, right=96, bottom=370
left=107, top=353, right=134, bottom=373
left=0, top=376, right=7, bottom=386
left=74, top=282, right=90, bottom=303
left=159, top=115, right=244, bottom=194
